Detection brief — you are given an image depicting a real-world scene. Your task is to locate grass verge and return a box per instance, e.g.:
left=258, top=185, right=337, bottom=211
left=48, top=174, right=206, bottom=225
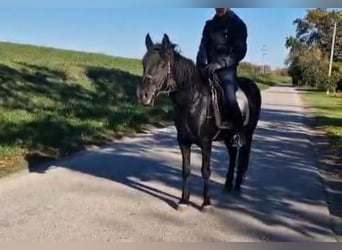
left=0, top=41, right=284, bottom=177
left=300, top=90, right=342, bottom=155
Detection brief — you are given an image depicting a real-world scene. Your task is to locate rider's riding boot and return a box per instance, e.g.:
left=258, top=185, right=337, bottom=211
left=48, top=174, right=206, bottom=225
left=229, top=108, right=246, bottom=147
left=219, top=101, right=242, bottom=131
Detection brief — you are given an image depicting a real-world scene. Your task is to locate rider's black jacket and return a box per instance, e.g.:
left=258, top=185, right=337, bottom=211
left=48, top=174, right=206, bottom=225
left=196, top=10, right=248, bottom=69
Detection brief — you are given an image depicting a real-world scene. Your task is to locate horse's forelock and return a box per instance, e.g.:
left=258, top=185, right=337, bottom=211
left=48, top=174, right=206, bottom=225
left=149, top=43, right=180, bottom=56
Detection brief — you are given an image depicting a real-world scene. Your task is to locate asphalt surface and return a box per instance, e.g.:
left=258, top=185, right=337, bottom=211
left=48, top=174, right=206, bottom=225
left=0, top=86, right=337, bottom=241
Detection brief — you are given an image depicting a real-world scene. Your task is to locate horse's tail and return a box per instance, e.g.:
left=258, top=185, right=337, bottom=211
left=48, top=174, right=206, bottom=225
left=238, top=77, right=262, bottom=131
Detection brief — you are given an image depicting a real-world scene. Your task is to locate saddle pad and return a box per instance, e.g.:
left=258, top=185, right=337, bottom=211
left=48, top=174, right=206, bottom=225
left=236, top=87, right=250, bottom=126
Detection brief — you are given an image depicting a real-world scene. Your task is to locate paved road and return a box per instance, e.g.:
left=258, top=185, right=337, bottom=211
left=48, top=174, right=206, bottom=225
left=0, top=86, right=337, bottom=241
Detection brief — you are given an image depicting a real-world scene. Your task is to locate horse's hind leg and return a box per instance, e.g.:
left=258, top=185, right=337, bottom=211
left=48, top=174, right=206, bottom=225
left=235, top=135, right=252, bottom=191
left=224, top=142, right=237, bottom=192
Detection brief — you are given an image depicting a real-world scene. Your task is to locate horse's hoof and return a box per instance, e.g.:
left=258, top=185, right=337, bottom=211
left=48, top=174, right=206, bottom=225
left=177, top=203, right=188, bottom=211
left=201, top=205, right=213, bottom=213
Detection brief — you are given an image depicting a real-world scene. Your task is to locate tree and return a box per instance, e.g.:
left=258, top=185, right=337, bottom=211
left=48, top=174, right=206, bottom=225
left=294, top=8, right=342, bottom=61
left=285, top=8, right=342, bottom=90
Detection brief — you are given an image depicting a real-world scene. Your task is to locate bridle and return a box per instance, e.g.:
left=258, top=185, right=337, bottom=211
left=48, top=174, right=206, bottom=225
left=142, top=59, right=191, bottom=98
left=142, top=60, right=174, bottom=98
left=156, top=60, right=174, bottom=96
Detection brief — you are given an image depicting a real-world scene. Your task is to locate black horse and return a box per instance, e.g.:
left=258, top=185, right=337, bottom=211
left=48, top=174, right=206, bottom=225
left=137, top=33, right=262, bottom=211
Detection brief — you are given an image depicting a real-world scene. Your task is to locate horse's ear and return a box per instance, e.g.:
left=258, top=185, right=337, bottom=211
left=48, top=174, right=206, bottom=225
left=162, top=33, right=171, bottom=51
left=145, top=33, right=153, bottom=50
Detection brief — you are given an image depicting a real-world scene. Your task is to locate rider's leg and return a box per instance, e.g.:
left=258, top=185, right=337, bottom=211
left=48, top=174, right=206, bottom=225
left=217, top=67, right=245, bottom=146
left=217, top=67, right=243, bottom=130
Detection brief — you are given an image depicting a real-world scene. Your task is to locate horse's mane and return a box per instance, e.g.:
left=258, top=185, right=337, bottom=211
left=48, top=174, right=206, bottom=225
left=171, top=45, right=199, bottom=87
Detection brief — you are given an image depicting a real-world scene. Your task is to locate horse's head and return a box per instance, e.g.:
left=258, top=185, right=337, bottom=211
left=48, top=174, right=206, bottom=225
left=137, top=33, right=176, bottom=106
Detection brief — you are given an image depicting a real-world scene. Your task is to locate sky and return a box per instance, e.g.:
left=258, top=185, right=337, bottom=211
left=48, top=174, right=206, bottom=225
left=0, top=8, right=313, bottom=68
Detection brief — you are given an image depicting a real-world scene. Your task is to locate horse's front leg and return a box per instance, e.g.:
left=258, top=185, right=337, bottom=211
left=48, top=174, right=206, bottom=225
left=177, top=141, right=191, bottom=210
left=201, top=141, right=213, bottom=211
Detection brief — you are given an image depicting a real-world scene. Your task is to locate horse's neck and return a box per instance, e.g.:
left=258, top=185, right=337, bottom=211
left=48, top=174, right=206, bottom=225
left=171, top=85, right=200, bottom=108
left=171, top=63, right=208, bottom=110
left=168, top=54, right=210, bottom=112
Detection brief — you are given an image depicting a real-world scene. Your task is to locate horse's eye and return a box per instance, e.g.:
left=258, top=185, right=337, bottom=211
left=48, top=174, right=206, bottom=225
left=160, top=63, right=166, bottom=68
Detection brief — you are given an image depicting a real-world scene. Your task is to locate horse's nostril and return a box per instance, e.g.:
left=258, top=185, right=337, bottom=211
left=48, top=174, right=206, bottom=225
left=144, top=92, right=148, bottom=99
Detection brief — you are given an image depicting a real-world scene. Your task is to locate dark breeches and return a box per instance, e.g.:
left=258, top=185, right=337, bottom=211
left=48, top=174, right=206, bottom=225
left=217, top=66, right=243, bottom=128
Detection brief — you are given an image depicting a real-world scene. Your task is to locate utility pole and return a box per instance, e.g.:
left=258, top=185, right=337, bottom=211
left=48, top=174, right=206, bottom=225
left=328, top=20, right=337, bottom=78
left=327, top=20, right=337, bottom=94
left=260, top=44, right=267, bottom=74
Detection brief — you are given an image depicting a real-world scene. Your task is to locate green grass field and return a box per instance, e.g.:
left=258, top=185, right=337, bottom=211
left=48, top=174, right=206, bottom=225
left=0, top=41, right=283, bottom=177
left=301, top=91, right=342, bottom=154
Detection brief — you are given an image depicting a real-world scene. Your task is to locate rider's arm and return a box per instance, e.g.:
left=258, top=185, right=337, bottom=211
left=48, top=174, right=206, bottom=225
left=218, top=19, right=247, bottom=68
left=196, top=21, right=210, bottom=67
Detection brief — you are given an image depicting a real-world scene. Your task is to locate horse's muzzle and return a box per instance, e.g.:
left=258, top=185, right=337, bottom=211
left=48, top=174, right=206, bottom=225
left=137, top=83, right=154, bottom=106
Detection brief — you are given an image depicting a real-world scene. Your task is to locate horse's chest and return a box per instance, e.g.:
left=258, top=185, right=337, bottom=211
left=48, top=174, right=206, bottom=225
left=175, top=109, right=207, bottom=142
left=176, top=117, right=197, bottom=136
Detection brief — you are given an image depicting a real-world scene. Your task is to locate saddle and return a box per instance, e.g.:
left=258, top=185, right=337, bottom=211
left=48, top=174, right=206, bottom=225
left=208, top=74, right=250, bottom=130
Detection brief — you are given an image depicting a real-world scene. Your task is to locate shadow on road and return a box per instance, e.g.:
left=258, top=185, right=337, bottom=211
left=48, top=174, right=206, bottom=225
left=28, top=107, right=334, bottom=241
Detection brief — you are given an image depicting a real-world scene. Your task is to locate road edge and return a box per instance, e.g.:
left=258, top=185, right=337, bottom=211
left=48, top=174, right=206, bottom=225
left=296, top=88, right=342, bottom=242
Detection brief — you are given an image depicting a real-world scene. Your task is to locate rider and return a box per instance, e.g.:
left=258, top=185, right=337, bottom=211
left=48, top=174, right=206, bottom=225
left=196, top=8, right=247, bottom=145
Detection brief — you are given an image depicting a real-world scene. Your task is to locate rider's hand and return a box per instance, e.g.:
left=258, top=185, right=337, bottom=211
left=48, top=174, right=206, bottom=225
left=205, top=62, right=221, bottom=76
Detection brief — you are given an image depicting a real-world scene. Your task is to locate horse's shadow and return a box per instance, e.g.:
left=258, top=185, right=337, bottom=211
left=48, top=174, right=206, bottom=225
left=28, top=127, right=229, bottom=211
left=28, top=107, right=334, bottom=240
